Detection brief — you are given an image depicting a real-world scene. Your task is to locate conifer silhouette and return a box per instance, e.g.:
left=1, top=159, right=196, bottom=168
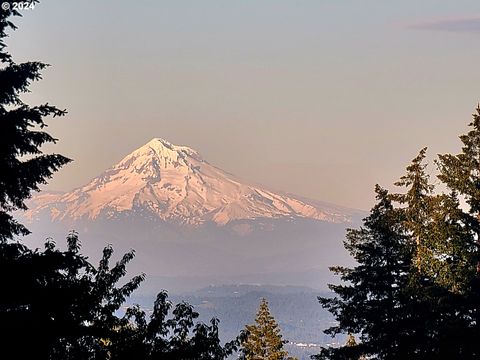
left=240, top=298, right=296, bottom=360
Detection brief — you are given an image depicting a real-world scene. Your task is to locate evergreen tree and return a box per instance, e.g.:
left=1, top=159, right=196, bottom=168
left=0, top=6, right=240, bottom=359
left=433, top=106, right=480, bottom=358
left=0, top=1, right=71, bottom=242
left=315, top=186, right=420, bottom=360
left=1, top=231, right=239, bottom=360
left=239, top=298, right=296, bottom=360
left=390, top=148, right=434, bottom=269
left=317, top=109, right=480, bottom=359
left=390, top=148, right=471, bottom=291
left=389, top=149, right=461, bottom=357
left=344, top=335, right=365, bottom=360
left=436, top=106, right=480, bottom=283
left=345, top=334, right=356, bottom=348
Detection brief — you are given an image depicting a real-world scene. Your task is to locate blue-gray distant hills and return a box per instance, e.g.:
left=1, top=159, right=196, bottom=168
left=21, top=138, right=364, bottom=293
left=131, top=284, right=342, bottom=360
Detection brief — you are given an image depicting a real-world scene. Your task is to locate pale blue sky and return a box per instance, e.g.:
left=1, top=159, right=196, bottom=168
left=8, top=0, right=480, bottom=209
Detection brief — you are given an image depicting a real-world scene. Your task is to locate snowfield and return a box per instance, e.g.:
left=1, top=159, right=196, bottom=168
left=26, top=138, right=357, bottom=226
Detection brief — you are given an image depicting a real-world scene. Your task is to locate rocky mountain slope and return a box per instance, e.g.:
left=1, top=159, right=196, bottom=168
left=21, top=138, right=363, bottom=291
left=25, top=138, right=357, bottom=226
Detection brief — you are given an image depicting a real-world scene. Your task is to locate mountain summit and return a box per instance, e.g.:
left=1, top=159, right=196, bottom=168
left=26, top=138, right=355, bottom=225
left=23, top=138, right=361, bottom=290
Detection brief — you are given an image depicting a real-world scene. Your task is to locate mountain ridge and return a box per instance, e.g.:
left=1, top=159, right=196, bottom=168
left=20, top=138, right=362, bottom=292
left=25, top=138, right=360, bottom=226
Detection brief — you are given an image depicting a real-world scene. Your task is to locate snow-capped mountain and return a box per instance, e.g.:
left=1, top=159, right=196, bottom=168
left=20, top=138, right=365, bottom=292
left=25, top=138, right=356, bottom=226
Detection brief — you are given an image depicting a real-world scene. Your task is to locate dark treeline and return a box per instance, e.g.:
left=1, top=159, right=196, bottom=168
left=0, top=3, right=296, bottom=359
left=316, top=124, right=480, bottom=358
left=0, top=3, right=242, bottom=359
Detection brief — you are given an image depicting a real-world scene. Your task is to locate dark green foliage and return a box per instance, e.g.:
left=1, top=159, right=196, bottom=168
left=390, top=148, right=433, bottom=256
left=167, top=285, right=333, bottom=347
left=343, top=335, right=365, bottom=360
left=0, top=231, right=145, bottom=359
left=315, top=187, right=422, bottom=360
left=435, top=107, right=480, bottom=357
left=109, top=292, right=240, bottom=360
left=0, top=1, right=71, bottom=242
left=0, top=232, right=238, bottom=360
left=0, top=5, right=237, bottom=359
left=390, top=147, right=478, bottom=357
left=388, top=150, right=466, bottom=358
left=436, top=107, right=480, bottom=286
left=317, top=108, right=480, bottom=359
left=239, top=298, right=296, bottom=360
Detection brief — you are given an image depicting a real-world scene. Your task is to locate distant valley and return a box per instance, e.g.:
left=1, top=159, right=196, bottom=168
left=130, top=284, right=342, bottom=360
left=21, top=138, right=363, bottom=291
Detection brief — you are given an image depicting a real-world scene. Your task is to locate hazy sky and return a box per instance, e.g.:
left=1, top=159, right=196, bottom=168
left=8, top=0, right=480, bottom=210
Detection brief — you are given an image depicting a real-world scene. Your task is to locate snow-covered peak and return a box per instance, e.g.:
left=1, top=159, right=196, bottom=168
left=144, top=138, right=198, bottom=155
left=125, top=138, right=200, bottom=164
left=26, top=138, right=357, bottom=225
left=148, top=137, right=173, bottom=147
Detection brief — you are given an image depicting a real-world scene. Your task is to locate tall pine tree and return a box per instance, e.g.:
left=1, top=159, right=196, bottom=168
left=0, top=4, right=241, bottom=359
left=317, top=107, right=480, bottom=359
left=239, top=298, right=296, bottom=360
left=433, top=106, right=480, bottom=358
left=437, top=106, right=480, bottom=284
left=344, top=335, right=366, bottom=360
left=0, top=0, right=71, bottom=242
left=315, top=186, right=422, bottom=360
left=389, top=149, right=461, bottom=357
left=390, top=148, right=434, bottom=269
